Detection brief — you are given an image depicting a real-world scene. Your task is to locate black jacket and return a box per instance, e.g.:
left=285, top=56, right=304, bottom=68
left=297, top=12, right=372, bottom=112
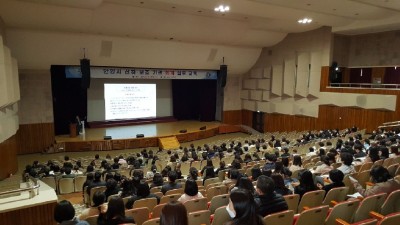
left=255, top=192, right=288, bottom=217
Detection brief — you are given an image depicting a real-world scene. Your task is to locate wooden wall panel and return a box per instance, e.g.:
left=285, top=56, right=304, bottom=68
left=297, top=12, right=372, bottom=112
left=263, top=104, right=399, bottom=133
left=223, top=110, right=242, bottom=125
left=0, top=201, right=56, bottom=225
left=241, top=110, right=253, bottom=127
left=17, top=123, right=55, bottom=154
left=320, top=66, right=330, bottom=91
left=0, top=134, right=18, bottom=180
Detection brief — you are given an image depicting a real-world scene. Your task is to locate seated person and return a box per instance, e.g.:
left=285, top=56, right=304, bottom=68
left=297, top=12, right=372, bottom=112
left=79, top=191, right=106, bottom=220
left=337, top=152, right=356, bottom=175
left=178, top=179, right=204, bottom=203
left=316, top=169, right=345, bottom=195
left=271, top=173, right=292, bottom=196
left=254, top=175, right=288, bottom=217
left=125, top=182, right=160, bottom=209
left=98, top=197, right=135, bottom=225
left=62, top=167, right=76, bottom=178
left=161, top=171, right=182, bottom=195
left=54, top=200, right=89, bottom=225
left=104, top=178, right=120, bottom=201
left=294, top=170, right=318, bottom=199
left=351, top=165, right=400, bottom=197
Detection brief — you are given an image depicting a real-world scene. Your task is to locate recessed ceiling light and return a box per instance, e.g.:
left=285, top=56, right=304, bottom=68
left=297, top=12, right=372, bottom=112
left=298, top=18, right=312, bottom=24
left=172, top=6, right=176, bottom=9
left=198, top=10, right=202, bottom=13
left=214, top=4, right=230, bottom=12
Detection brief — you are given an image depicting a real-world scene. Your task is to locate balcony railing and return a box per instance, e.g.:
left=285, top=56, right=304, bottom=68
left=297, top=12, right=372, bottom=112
left=329, top=83, right=400, bottom=89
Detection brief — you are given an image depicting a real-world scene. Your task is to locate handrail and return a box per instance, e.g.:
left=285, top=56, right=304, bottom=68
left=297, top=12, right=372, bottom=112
left=0, top=183, right=40, bottom=196
left=0, top=176, right=40, bottom=199
left=329, top=83, right=400, bottom=89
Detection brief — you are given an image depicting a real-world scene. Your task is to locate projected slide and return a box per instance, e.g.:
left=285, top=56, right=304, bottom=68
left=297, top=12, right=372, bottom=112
left=105, top=83, right=156, bottom=120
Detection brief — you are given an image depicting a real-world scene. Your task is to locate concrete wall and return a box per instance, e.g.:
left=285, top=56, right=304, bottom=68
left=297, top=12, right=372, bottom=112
left=333, top=30, right=400, bottom=67
left=241, top=27, right=333, bottom=117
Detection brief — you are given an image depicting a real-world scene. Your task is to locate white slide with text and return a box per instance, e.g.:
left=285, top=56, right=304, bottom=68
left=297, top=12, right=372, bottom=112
left=104, top=83, right=156, bottom=120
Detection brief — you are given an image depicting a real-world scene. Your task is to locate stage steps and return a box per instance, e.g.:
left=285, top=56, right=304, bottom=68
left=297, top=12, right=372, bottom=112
left=158, top=136, right=180, bottom=150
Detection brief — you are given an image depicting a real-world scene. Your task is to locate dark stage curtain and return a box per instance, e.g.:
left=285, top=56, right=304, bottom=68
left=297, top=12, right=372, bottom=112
left=51, top=65, right=87, bottom=135
left=349, top=68, right=372, bottom=84
left=172, top=80, right=217, bottom=121
left=384, top=67, right=400, bottom=84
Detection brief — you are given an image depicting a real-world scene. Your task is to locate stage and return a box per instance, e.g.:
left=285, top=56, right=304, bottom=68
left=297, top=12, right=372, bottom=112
left=54, top=120, right=242, bottom=152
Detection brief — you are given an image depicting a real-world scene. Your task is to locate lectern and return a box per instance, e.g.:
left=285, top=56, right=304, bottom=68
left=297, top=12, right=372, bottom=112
left=69, top=123, right=77, bottom=137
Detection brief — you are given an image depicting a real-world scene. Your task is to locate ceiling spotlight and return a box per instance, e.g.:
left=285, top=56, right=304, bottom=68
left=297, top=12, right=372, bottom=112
left=298, top=18, right=312, bottom=24
left=214, top=4, right=230, bottom=12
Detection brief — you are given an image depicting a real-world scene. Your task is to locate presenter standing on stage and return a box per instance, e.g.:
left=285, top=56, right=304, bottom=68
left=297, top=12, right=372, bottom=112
left=75, top=115, right=82, bottom=135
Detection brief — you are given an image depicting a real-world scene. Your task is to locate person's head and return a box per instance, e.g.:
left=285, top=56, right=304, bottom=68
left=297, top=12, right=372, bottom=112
left=328, top=169, right=344, bottom=183
left=370, top=166, right=391, bottom=183
left=256, top=175, right=274, bottom=195
left=379, top=147, right=390, bottom=159
left=94, top=171, right=102, bottom=182
left=340, top=152, right=353, bottom=166
left=136, top=182, right=151, bottom=197
left=189, top=167, right=198, bottom=180
left=105, top=173, right=114, bottom=182
left=319, top=148, right=326, bottom=156
left=206, top=159, right=213, bottom=167
left=106, top=178, right=118, bottom=191
left=320, top=155, right=331, bottom=166
left=219, top=161, right=226, bottom=168
left=86, top=172, right=94, bottom=181
left=237, top=177, right=255, bottom=193
left=293, top=155, right=302, bottom=166
left=184, top=179, right=198, bottom=196
left=86, top=165, right=94, bottom=173
left=92, top=191, right=106, bottom=207
left=271, top=173, right=287, bottom=190
left=153, top=173, right=164, bottom=186
left=274, top=161, right=284, bottom=173
left=228, top=169, right=240, bottom=180
left=64, top=155, right=69, bottom=161
left=54, top=200, right=75, bottom=223
left=160, top=201, right=188, bottom=225
left=251, top=166, right=262, bottom=181
left=368, top=147, right=380, bottom=162
left=106, top=197, right=126, bottom=221
left=168, top=171, right=177, bottom=183
left=299, top=170, right=314, bottom=187
left=281, top=157, right=289, bottom=167
left=227, top=189, right=260, bottom=224
left=64, top=167, right=72, bottom=175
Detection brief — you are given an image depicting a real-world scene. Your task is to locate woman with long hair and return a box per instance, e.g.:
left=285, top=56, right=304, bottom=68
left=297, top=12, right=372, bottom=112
left=294, top=170, right=318, bottom=199
left=225, top=189, right=264, bottom=225
left=97, top=196, right=135, bottom=225
left=178, top=179, right=204, bottom=203
left=160, top=201, right=188, bottom=225
left=289, top=155, right=303, bottom=172
left=271, top=173, right=292, bottom=196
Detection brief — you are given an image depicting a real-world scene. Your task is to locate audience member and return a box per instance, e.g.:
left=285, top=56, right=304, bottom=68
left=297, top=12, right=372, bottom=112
left=97, top=197, right=135, bottom=225
left=226, top=189, right=264, bottom=225
left=351, top=165, right=400, bottom=197
left=160, top=201, right=188, bottom=225
left=255, top=175, right=288, bottom=217
left=79, top=191, right=106, bottom=220
left=161, top=171, right=182, bottom=195
left=54, top=200, right=89, bottom=225
left=178, top=179, right=204, bottom=203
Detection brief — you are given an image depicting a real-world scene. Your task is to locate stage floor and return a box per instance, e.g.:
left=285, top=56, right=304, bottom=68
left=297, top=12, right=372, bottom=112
left=55, top=120, right=221, bottom=142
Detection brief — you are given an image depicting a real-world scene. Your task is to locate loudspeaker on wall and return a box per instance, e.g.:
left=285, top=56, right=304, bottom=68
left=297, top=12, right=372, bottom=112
left=179, top=129, right=187, bottom=133
left=219, top=65, right=227, bottom=88
left=199, top=126, right=206, bottom=130
left=104, top=136, right=112, bottom=140
left=80, top=58, right=91, bottom=89
left=136, top=134, right=144, bottom=138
